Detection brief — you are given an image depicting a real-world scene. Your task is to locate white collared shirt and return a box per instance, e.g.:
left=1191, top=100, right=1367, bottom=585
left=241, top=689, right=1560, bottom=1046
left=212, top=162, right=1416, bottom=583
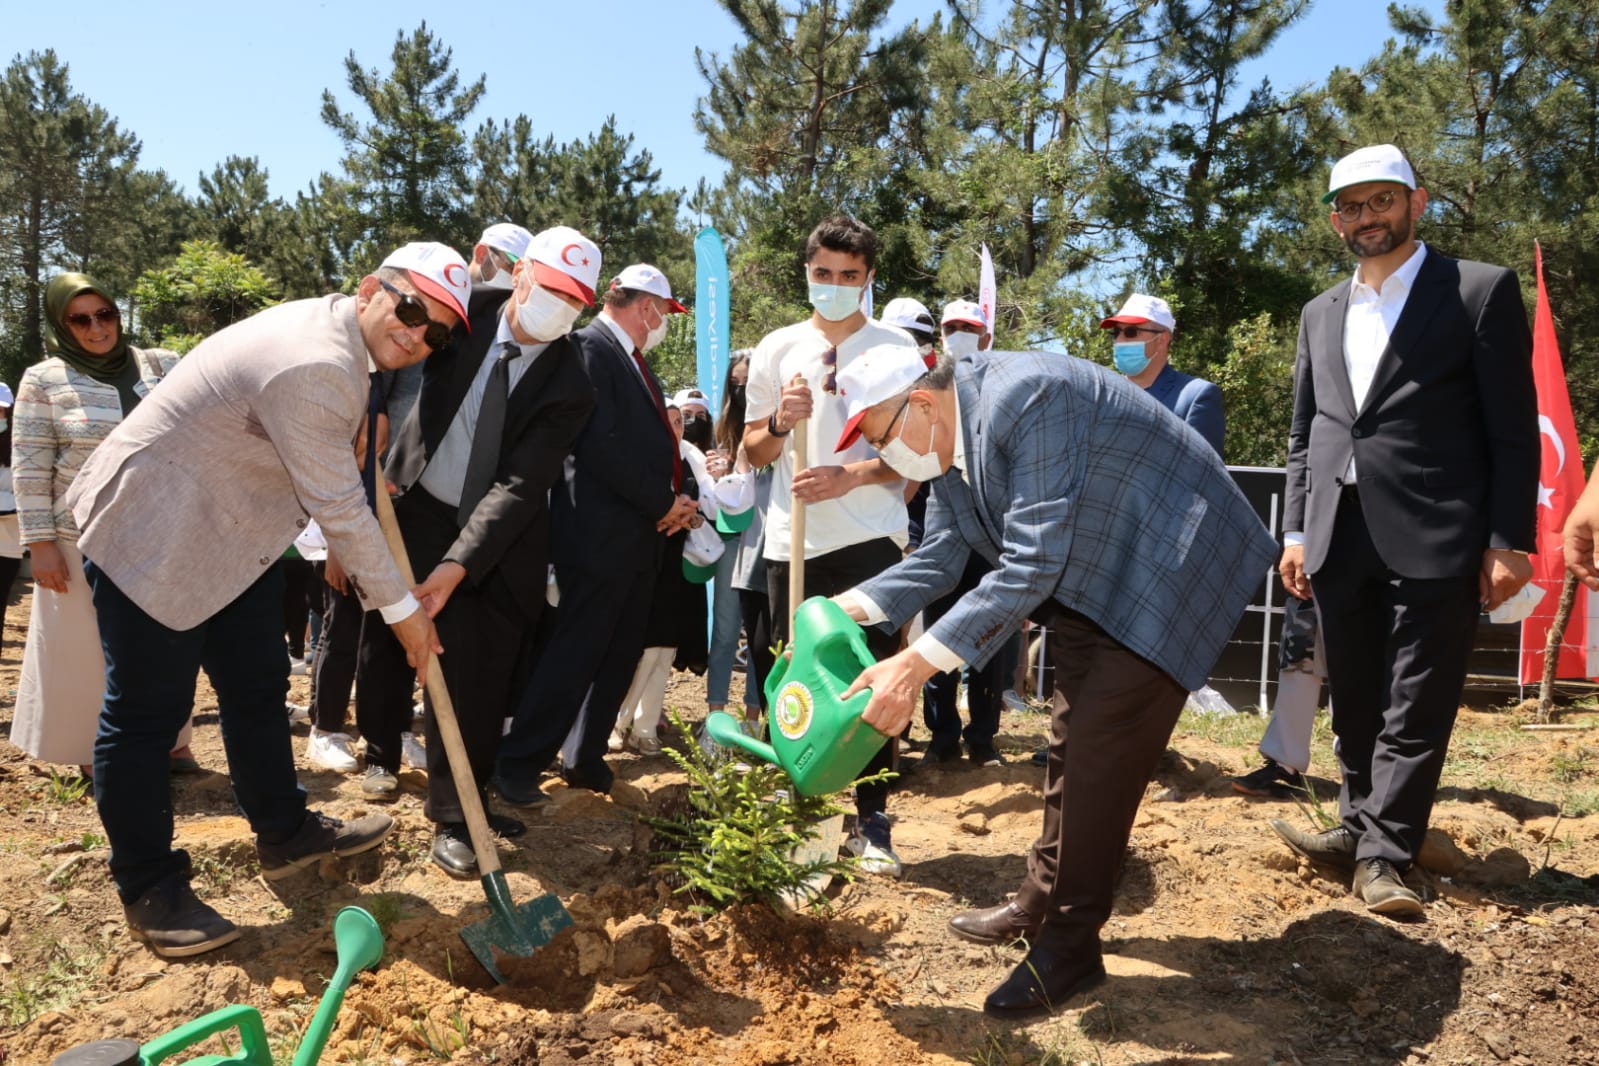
left=1343, top=240, right=1427, bottom=477
left=418, top=316, right=548, bottom=507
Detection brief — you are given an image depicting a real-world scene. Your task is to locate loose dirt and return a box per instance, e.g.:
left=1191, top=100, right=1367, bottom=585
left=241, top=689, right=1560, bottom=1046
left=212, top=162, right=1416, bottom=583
left=1, top=588, right=1595, bottom=1065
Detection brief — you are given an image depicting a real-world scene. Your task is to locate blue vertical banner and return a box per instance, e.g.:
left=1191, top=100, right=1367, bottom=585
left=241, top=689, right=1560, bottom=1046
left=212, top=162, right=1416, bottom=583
left=694, top=226, right=730, bottom=411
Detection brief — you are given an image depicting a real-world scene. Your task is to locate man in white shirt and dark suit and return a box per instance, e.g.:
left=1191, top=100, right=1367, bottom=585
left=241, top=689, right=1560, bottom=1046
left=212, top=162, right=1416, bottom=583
left=1273, top=144, right=1537, bottom=917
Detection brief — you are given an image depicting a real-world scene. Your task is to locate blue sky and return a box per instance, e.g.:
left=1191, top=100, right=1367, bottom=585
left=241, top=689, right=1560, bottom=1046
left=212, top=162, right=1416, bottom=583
left=10, top=0, right=1438, bottom=203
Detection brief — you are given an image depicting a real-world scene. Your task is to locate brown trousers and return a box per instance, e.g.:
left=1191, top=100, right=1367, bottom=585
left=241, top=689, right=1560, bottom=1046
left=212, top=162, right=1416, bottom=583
left=1015, top=605, right=1187, bottom=948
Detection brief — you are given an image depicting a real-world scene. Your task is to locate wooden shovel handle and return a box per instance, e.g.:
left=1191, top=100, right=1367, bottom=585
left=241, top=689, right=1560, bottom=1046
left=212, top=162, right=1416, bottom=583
left=370, top=461, right=502, bottom=876
left=788, top=420, right=807, bottom=636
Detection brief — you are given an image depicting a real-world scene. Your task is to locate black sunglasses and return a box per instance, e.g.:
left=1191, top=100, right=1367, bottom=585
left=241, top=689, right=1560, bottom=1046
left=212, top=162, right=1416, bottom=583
left=65, top=307, right=120, bottom=330
left=1109, top=325, right=1163, bottom=340
left=378, top=278, right=453, bottom=351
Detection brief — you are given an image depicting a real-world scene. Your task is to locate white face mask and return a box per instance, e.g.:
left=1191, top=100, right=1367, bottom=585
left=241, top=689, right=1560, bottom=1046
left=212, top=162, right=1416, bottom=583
left=516, top=283, right=582, bottom=342
left=944, top=330, right=981, bottom=359
left=808, top=279, right=866, bottom=322
left=878, top=402, right=943, bottom=481
left=642, top=302, right=669, bottom=352
left=478, top=270, right=514, bottom=292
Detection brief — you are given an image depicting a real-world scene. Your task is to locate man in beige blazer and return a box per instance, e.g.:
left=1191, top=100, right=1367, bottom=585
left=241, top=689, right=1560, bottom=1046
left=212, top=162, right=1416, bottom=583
left=65, top=242, right=465, bottom=959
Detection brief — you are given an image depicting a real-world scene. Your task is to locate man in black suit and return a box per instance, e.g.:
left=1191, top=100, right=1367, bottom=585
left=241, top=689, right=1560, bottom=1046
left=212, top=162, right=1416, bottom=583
left=491, top=264, right=696, bottom=804
left=1274, top=144, right=1537, bottom=916
left=369, top=225, right=599, bottom=876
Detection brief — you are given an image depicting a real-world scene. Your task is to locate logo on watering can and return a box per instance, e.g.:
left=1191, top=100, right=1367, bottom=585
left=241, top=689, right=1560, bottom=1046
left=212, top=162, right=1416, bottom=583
left=774, top=681, right=814, bottom=740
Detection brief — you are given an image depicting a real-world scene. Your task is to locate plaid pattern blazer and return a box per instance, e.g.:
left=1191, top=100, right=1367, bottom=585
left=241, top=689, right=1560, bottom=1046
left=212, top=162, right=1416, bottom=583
left=854, top=350, right=1278, bottom=691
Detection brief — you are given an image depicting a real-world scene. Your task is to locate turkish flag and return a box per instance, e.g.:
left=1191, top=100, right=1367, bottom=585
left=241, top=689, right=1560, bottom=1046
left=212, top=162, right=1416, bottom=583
left=1519, top=242, right=1587, bottom=683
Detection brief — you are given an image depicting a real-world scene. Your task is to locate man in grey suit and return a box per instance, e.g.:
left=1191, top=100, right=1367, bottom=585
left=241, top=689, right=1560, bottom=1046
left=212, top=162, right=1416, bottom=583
left=832, top=344, right=1277, bottom=1018
left=1273, top=144, right=1536, bottom=916
left=65, top=243, right=462, bottom=958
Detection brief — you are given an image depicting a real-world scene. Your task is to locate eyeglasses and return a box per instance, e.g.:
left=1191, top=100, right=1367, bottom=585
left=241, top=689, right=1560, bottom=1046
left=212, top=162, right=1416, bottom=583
left=821, top=347, right=838, bottom=394
left=64, top=307, right=119, bottom=331
left=1334, top=189, right=1401, bottom=222
left=1109, top=325, right=1163, bottom=340
left=378, top=278, right=453, bottom=351
left=867, top=397, right=911, bottom=451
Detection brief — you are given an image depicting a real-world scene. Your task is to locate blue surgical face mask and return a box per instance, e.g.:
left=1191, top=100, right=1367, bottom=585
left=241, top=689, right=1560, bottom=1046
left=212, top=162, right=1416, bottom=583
left=1113, top=340, right=1150, bottom=376
left=808, top=279, right=865, bottom=322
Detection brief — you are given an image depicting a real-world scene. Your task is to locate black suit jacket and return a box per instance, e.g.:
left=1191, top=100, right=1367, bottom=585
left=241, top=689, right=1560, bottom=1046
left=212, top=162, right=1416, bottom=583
left=550, top=319, right=678, bottom=574
left=1285, top=250, right=1537, bottom=579
left=387, top=290, right=595, bottom=614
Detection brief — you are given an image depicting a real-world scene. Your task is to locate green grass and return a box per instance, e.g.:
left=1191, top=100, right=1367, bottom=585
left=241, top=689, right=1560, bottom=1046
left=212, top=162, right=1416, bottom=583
left=0, top=936, right=107, bottom=1027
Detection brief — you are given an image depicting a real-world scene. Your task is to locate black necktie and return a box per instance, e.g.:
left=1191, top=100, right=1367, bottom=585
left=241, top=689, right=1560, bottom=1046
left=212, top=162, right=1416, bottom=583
left=361, top=371, right=382, bottom=508
left=458, top=343, right=515, bottom=526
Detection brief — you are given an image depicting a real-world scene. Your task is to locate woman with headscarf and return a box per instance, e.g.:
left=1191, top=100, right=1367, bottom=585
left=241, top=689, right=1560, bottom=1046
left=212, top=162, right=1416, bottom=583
left=11, top=274, right=195, bottom=777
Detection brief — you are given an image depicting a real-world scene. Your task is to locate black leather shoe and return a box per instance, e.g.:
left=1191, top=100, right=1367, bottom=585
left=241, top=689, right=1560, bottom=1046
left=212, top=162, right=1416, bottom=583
left=487, top=812, right=526, bottom=839
left=488, top=774, right=548, bottom=809
left=949, top=901, right=1041, bottom=946
left=1269, top=819, right=1358, bottom=873
left=983, top=940, right=1106, bottom=1018
left=1354, top=858, right=1424, bottom=918
left=561, top=764, right=614, bottom=795
left=430, top=825, right=477, bottom=878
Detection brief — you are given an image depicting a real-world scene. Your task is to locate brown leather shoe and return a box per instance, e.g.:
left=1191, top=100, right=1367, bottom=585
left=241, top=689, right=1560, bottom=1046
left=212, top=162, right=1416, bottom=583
left=1354, top=858, right=1424, bottom=918
left=949, top=901, right=1041, bottom=946
left=1269, top=819, right=1358, bottom=873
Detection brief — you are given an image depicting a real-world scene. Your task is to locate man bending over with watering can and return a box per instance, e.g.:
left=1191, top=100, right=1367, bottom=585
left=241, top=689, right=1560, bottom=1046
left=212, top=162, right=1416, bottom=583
left=832, top=344, right=1277, bottom=1017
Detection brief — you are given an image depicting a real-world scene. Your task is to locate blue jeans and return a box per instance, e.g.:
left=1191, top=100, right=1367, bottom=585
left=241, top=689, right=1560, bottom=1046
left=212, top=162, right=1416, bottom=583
left=85, top=558, right=304, bottom=904
left=705, top=544, right=752, bottom=708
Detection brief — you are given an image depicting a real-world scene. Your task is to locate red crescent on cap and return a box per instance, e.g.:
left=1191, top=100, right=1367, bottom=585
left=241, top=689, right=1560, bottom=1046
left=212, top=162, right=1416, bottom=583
left=406, top=270, right=471, bottom=331
left=560, top=243, right=588, bottom=267
left=443, top=262, right=467, bottom=288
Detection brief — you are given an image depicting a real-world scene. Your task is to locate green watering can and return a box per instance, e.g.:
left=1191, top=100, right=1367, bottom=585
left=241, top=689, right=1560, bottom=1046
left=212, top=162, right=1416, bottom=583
left=704, top=596, right=888, bottom=796
left=52, top=906, right=384, bottom=1066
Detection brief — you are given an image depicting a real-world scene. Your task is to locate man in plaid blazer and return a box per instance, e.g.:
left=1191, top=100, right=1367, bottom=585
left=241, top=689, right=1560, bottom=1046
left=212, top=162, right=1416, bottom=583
left=834, top=345, right=1277, bottom=1018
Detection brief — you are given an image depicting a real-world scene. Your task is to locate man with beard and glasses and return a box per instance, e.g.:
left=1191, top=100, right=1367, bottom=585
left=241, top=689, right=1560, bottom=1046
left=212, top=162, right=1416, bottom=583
left=1271, top=143, right=1537, bottom=918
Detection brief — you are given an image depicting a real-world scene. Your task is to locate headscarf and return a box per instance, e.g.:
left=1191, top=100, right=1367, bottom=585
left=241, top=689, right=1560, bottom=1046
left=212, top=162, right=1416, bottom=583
left=43, top=273, right=144, bottom=415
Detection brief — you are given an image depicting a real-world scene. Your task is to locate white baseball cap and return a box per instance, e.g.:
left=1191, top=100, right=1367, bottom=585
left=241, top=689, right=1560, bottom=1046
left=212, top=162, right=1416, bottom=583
left=1323, top=144, right=1416, bottom=204
left=672, top=388, right=710, bottom=413
left=834, top=344, right=932, bottom=452
left=380, top=242, right=472, bottom=326
left=880, top=297, right=936, bottom=336
left=478, top=222, right=534, bottom=261
left=528, top=226, right=602, bottom=307
left=1100, top=293, right=1176, bottom=332
left=612, top=263, right=687, bottom=313
left=941, top=299, right=987, bottom=330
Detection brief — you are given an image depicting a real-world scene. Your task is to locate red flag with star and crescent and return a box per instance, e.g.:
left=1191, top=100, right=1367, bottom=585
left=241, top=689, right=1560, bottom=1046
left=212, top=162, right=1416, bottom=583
left=1518, top=241, right=1588, bottom=683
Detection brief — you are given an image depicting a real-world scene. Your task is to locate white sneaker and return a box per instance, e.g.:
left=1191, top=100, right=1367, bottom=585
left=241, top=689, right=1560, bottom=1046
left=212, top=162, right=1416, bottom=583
left=285, top=701, right=310, bottom=725
left=845, top=813, right=903, bottom=878
left=288, top=657, right=309, bottom=677
left=634, top=734, right=662, bottom=756
left=1002, top=689, right=1030, bottom=713
left=400, top=732, right=427, bottom=770
left=306, top=728, right=359, bottom=773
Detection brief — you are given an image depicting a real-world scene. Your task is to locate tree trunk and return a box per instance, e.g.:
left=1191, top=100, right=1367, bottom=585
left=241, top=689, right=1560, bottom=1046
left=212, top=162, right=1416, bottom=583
left=1538, top=571, right=1580, bottom=724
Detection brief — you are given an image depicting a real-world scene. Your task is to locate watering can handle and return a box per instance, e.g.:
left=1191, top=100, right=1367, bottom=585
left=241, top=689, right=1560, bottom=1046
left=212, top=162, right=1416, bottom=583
left=140, top=1005, right=270, bottom=1065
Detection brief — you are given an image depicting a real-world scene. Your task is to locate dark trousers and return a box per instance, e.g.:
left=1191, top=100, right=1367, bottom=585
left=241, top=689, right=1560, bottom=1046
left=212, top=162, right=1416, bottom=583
left=497, top=560, right=655, bottom=785
left=1311, top=490, right=1480, bottom=867
left=921, top=556, right=1005, bottom=752
left=84, top=558, right=304, bottom=904
left=766, top=537, right=902, bottom=819
left=314, top=578, right=411, bottom=772
left=279, top=557, right=316, bottom=659
left=739, top=587, right=774, bottom=710
left=1017, top=603, right=1186, bottom=947
left=364, top=490, right=532, bottom=823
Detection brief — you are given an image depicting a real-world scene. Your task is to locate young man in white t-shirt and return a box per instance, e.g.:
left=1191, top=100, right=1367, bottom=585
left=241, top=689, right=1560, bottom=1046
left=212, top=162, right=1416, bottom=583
left=742, top=215, right=916, bottom=877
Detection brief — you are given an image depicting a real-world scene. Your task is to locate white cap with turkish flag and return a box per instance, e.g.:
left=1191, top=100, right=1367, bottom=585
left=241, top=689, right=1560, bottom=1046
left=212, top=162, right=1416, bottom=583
left=380, top=242, right=472, bottom=326
left=529, top=226, right=602, bottom=307
left=834, top=344, right=931, bottom=452
left=1100, top=293, right=1176, bottom=332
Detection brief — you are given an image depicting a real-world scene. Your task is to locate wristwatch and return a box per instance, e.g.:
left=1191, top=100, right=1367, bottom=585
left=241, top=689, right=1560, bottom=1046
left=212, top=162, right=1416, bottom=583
left=768, top=412, right=790, bottom=437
